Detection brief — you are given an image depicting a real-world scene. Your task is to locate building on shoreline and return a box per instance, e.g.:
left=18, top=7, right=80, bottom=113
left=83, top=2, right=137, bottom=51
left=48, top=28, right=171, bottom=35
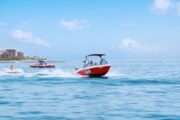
left=0, top=49, right=24, bottom=59
left=17, top=51, right=24, bottom=58
left=0, top=49, right=46, bottom=61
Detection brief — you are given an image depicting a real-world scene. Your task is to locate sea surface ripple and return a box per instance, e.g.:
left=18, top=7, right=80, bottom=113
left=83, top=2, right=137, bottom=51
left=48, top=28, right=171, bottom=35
left=0, top=60, right=180, bottom=120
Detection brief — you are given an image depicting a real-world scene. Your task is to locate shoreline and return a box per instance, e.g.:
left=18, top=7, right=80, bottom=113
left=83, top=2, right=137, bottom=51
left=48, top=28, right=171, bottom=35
left=0, top=60, right=63, bottom=63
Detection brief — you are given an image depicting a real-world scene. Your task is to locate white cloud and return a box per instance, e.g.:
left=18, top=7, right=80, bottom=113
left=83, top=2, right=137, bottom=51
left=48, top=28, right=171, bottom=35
left=59, top=20, right=89, bottom=31
left=150, top=0, right=180, bottom=16
left=12, top=29, right=50, bottom=47
left=120, top=37, right=159, bottom=52
left=121, top=38, right=140, bottom=49
left=150, top=0, right=172, bottom=14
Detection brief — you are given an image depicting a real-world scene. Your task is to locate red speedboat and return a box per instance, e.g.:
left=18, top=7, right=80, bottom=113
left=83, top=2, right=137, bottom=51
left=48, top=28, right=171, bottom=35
left=30, top=60, right=55, bottom=68
left=76, top=54, right=111, bottom=77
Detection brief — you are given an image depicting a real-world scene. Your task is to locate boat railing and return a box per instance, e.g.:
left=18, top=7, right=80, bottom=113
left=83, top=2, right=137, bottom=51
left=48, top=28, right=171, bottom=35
left=83, top=60, right=108, bottom=68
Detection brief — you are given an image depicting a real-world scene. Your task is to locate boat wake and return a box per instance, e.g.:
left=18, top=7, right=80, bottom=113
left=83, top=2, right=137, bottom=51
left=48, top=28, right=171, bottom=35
left=0, top=68, right=124, bottom=78
left=0, top=68, right=24, bottom=76
left=106, top=70, right=125, bottom=77
left=32, top=69, right=77, bottom=78
left=0, top=68, right=77, bottom=78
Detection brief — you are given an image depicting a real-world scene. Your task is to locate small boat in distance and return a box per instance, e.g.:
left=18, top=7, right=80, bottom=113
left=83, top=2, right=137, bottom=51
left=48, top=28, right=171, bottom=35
left=30, top=60, right=55, bottom=68
left=76, top=54, right=111, bottom=77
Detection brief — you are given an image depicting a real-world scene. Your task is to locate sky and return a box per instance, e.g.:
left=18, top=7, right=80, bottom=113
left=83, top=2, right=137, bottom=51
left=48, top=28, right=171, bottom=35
left=0, top=0, right=180, bottom=60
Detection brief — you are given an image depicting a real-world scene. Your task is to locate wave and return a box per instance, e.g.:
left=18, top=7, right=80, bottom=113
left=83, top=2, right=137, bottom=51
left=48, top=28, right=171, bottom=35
left=106, top=70, right=125, bottom=77
left=0, top=68, right=24, bottom=76
left=32, top=69, right=77, bottom=78
left=0, top=68, right=77, bottom=78
left=0, top=67, right=125, bottom=78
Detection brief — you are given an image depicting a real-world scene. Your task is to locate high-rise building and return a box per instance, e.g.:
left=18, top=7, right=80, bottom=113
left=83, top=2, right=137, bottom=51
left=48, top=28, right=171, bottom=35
left=3, top=49, right=17, bottom=58
left=17, top=51, right=24, bottom=58
left=0, top=49, right=25, bottom=59
left=0, top=50, right=3, bottom=57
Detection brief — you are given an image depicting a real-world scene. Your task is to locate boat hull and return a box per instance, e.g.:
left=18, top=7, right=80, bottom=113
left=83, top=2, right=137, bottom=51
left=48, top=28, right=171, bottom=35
left=30, top=64, right=55, bottom=68
left=76, top=65, right=111, bottom=77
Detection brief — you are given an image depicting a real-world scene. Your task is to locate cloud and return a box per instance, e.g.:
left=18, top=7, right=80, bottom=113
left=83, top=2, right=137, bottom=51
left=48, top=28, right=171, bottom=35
left=59, top=20, right=90, bottom=31
left=121, top=38, right=140, bottom=49
left=150, top=0, right=180, bottom=16
left=119, top=37, right=159, bottom=52
left=12, top=29, right=50, bottom=47
left=150, top=0, right=172, bottom=14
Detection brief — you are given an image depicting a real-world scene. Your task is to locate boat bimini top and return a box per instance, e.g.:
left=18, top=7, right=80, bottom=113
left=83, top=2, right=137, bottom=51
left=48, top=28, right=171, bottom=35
left=83, top=54, right=108, bottom=68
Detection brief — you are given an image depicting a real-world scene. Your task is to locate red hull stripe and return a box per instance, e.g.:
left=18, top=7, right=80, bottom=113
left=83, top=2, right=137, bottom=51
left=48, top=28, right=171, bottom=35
left=76, top=65, right=111, bottom=77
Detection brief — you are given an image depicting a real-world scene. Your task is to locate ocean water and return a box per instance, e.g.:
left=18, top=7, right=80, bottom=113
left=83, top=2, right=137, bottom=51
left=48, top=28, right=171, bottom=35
left=0, top=60, right=180, bottom=120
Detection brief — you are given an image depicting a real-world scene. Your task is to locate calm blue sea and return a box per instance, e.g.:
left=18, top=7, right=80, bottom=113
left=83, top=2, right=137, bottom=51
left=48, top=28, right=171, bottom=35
left=0, top=60, right=180, bottom=120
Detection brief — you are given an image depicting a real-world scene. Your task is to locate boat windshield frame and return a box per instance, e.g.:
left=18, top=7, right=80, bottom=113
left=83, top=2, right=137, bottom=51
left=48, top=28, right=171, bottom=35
left=85, top=54, right=106, bottom=58
left=38, top=60, right=47, bottom=65
left=83, top=54, right=108, bottom=68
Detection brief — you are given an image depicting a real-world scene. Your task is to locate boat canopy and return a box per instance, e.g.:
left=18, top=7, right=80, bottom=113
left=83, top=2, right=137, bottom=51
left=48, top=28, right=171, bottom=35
left=83, top=54, right=108, bottom=68
left=86, top=54, right=106, bottom=58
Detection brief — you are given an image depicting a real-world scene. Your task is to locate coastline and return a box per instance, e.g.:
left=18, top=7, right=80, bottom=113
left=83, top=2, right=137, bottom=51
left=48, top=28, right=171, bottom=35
left=0, top=60, right=63, bottom=63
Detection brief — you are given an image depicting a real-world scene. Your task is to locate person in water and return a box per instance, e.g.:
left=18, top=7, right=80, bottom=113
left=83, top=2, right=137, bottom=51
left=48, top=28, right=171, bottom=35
left=10, top=65, right=14, bottom=70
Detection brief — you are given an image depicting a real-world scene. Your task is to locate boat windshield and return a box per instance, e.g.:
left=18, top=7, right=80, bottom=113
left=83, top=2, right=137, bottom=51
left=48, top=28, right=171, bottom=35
left=38, top=60, right=47, bottom=65
left=83, top=55, right=108, bottom=68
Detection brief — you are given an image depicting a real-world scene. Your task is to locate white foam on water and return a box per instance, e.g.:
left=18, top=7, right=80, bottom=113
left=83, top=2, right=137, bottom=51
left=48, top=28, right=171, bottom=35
left=0, top=68, right=78, bottom=78
left=106, top=70, right=125, bottom=77
left=0, top=68, right=24, bottom=76
left=24, top=69, right=78, bottom=78
left=0, top=68, right=123, bottom=78
left=39, top=69, right=76, bottom=78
